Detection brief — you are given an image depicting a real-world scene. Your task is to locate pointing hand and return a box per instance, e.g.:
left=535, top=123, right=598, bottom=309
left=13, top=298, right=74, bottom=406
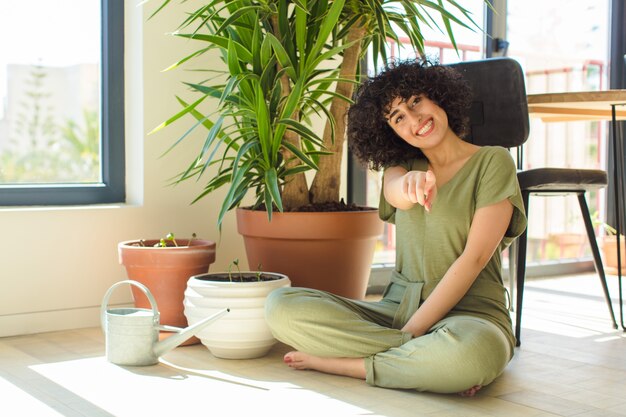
left=401, top=170, right=437, bottom=212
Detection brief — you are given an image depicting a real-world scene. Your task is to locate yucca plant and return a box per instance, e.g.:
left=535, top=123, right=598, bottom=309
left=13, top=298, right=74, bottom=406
left=148, top=0, right=483, bottom=226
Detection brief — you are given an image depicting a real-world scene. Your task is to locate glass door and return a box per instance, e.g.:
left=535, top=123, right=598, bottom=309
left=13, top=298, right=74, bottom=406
left=361, top=0, right=612, bottom=270
left=496, top=0, right=611, bottom=267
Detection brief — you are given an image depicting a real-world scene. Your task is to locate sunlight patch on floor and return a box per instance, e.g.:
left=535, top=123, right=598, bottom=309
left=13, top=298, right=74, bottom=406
left=29, top=356, right=381, bottom=417
left=0, top=376, right=65, bottom=417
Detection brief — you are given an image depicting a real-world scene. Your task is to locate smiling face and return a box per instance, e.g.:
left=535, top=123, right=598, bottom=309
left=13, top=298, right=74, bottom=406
left=385, top=94, right=453, bottom=150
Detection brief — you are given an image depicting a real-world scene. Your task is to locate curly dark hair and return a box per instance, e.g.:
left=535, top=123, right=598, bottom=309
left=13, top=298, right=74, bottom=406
left=347, top=58, right=472, bottom=170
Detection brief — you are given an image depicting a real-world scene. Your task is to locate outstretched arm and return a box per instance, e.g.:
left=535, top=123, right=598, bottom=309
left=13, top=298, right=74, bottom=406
left=384, top=166, right=437, bottom=212
left=401, top=198, right=513, bottom=338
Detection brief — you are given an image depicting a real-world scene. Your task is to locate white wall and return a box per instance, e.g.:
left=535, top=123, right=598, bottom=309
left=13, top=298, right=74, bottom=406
left=0, top=1, right=246, bottom=337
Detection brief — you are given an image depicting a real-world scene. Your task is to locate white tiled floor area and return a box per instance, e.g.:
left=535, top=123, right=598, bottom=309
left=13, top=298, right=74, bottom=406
left=1, top=273, right=625, bottom=417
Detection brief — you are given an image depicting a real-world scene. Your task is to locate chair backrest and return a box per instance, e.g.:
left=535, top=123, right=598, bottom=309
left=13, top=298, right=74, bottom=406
left=448, top=58, right=530, bottom=148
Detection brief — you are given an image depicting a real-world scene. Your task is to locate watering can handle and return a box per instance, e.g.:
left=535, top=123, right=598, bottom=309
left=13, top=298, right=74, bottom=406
left=100, top=280, right=159, bottom=330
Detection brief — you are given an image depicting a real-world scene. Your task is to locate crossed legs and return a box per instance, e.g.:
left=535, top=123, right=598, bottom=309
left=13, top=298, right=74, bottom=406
left=265, top=287, right=511, bottom=395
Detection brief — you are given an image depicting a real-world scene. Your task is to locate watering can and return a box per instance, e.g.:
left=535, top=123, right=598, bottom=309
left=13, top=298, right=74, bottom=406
left=101, top=280, right=228, bottom=366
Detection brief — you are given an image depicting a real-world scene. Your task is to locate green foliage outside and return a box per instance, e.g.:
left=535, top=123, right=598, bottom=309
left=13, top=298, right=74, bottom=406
left=0, top=65, right=100, bottom=184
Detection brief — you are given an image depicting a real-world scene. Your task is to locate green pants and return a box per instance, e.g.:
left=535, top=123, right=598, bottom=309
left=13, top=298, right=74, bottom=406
left=265, top=287, right=512, bottom=394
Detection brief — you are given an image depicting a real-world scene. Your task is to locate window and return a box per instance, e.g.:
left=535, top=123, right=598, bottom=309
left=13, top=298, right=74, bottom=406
left=0, top=0, right=124, bottom=205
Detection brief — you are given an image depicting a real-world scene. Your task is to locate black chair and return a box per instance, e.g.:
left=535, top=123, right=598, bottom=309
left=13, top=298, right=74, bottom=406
left=449, top=57, right=618, bottom=346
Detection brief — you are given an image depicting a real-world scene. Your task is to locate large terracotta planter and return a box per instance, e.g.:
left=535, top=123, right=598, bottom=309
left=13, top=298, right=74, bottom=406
left=184, top=271, right=291, bottom=359
left=601, top=235, right=626, bottom=274
left=236, top=208, right=383, bottom=299
left=118, top=238, right=217, bottom=333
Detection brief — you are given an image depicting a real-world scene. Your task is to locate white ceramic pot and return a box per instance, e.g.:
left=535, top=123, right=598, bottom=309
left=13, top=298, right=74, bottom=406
left=184, top=272, right=290, bottom=359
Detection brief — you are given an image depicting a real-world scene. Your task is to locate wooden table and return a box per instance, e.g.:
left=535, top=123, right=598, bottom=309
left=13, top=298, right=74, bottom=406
left=527, top=90, right=626, bottom=330
left=528, top=90, right=626, bottom=122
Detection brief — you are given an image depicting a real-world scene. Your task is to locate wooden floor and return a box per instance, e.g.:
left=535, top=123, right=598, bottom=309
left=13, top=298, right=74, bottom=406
left=1, top=273, right=625, bottom=417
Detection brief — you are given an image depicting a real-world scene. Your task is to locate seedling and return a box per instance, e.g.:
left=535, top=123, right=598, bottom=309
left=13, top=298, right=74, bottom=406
left=155, top=232, right=177, bottom=247
left=228, top=258, right=243, bottom=282
left=135, top=233, right=198, bottom=247
left=591, top=211, right=618, bottom=236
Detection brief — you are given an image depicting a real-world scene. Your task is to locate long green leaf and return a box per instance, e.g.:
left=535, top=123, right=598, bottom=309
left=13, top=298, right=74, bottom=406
left=190, top=172, right=232, bottom=203
left=227, top=38, right=241, bottom=76
left=177, top=4, right=213, bottom=31
left=305, top=41, right=355, bottom=73
left=277, top=119, right=324, bottom=147
left=265, top=168, right=283, bottom=212
left=149, top=95, right=208, bottom=134
left=162, top=47, right=211, bottom=72
left=145, top=0, right=171, bottom=20
left=176, top=96, right=237, bottom=151
left=160, top=112, right=210, bottom=158
left=217, top=159, right=252, bottom=227
left=184, top=82, right=223, bottom=97
left=295, top=3, right=307, bottom=74
left=282, top=165, right=312, bottom=177
left=254, top=82, right=272, bottom=164
left=282, top=141, right=319, bottom=170
left=306, top=0, right=345, bottom=66
left=264, top=189, right=273, bottom=222
left=214, top=6, right=262, bottom=35
left=279, top=77, right=304, bottom=121
left=267, top=34, right=297, bottom=80
left=174, top=33, right=253, bottom=62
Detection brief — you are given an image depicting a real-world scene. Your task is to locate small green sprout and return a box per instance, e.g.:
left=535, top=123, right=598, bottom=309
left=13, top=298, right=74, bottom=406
left=591, top=211, right=618, bottom=235
left=234, top=259, right=243, bottom=281
left=165, top=232, right=178, bottom=247
left=141, top=233, right=199, bottom=247
left=227, top=258, right=242, bottom=282
left=256, top=263, right=263, bottom=281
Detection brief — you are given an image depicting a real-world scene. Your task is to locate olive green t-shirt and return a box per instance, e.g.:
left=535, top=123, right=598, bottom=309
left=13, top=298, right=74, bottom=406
left=379, top=146, right=527, bottom=350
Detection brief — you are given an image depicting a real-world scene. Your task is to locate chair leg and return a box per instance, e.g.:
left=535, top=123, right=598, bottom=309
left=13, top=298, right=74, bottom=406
left=515, top=190, right=531, bottom=347
left=577, top=193, right=618, bottom=329
left=508, top=241, right=517, bottom=312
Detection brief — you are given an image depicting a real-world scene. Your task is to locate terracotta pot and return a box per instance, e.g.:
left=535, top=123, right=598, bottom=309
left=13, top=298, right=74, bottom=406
left=601, top=235, right=626, bottom=274
left=236, top=208, right=383, bottom=299
left=118, top=239, right=217, bottom=342
left=547, top=233, right=585, bottom=258
left=184, top=272, right=291, bottom=359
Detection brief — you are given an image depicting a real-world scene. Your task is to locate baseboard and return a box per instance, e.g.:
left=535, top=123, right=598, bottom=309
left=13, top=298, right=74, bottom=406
left=0, top=303, right=132, bottom=338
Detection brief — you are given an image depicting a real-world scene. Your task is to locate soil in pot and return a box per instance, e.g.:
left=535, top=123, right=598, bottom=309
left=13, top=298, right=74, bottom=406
left=195, top=273, right=284, bottom=283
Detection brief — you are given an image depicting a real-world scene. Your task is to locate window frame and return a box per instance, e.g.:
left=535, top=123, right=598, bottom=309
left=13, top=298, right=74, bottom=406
left=0, top=0, right=125, bottom=206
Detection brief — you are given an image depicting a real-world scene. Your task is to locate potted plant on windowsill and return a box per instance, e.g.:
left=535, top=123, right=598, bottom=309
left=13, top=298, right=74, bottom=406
left=118, top=233, right=217, bottom=342
left=595, top=220, right=626, bottom=275
left=146, top=0, right=481, bottom=298
left=592, top=211, right=626, bottom=274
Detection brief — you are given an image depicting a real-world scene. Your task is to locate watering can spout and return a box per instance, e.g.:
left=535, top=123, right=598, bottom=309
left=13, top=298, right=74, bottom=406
left=153, top=308, right=229, bottom=358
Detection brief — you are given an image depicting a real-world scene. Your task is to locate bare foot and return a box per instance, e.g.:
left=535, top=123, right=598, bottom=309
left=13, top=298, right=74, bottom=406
left=283, top=351, right=366, bottom=379
left=459, top=385, right=482, bottom=397
left=283, top=351, right=317, bottom=370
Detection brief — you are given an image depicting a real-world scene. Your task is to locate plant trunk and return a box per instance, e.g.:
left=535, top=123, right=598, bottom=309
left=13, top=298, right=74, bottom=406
left=309, top=25, right=365, bottom=204
left=280, top=130, right=310, bottom=209
left=272, top=16, right=310, bottom=210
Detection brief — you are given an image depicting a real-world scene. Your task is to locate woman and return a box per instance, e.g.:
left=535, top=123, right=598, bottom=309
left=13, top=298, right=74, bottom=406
left=265, top=59, right=526, bottom=396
